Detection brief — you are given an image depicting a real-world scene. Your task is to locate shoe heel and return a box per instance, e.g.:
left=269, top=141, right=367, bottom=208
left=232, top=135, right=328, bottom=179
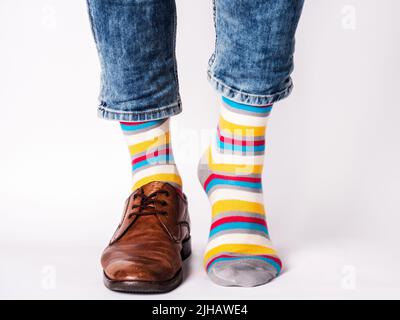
left=181, top=237, right=192, bottom=261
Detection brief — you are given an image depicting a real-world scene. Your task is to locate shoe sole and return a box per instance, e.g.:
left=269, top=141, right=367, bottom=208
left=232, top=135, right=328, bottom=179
left=103, top=237, right=192, bottom=294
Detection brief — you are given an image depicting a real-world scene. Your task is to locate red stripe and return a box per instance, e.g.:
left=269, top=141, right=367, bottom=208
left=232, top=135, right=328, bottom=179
left=132, top=148, right=171, bottom=165
left=217, top=127, right=264, bottom=146
left=120, top=121, right=146, bottom=126
left=206, top=254, right=282, bottom=270
left=203, top=173, right=261, bottom=191
left=211, top=216, right=267, bottom=229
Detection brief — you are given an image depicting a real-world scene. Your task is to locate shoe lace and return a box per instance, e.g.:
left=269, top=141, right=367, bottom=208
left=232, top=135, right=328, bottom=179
left=128, top=189, right=170, bottom=219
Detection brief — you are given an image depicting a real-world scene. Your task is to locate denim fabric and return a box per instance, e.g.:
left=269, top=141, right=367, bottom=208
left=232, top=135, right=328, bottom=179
left=87, top=0, right=180, bottom=121
left=87, top=0, right=304, bottom=121
left=209, top=0, right=304, bottom=105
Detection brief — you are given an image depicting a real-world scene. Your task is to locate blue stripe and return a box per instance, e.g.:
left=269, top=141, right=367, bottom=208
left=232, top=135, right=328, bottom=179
left=120, top=120, right=163, bottom=131
left=206, top=179, right=261, bottom=193
left=222, top=96, right=272, bottom=114
left=132, top=154, right=173, bottom=171
left=217, top=139, right=265, bottom=152
left=208, top=256, right=281, bottom=274
left=209, top=222, right=268, bottom=237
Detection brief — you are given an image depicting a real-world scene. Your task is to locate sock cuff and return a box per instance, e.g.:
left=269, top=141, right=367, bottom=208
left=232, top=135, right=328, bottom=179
left=120, top=119, right=168, bottom=134
left=221, top=96, right=273, bottom=115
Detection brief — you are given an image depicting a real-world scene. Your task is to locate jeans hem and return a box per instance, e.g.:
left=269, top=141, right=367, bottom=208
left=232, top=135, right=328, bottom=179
left=207, top=71, right=293, bottom=106
left=97, top=99, right=182, bottom=121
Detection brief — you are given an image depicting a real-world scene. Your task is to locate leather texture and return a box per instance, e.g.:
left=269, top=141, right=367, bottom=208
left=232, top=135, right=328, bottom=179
left=101, top=181, right=190, bottom=283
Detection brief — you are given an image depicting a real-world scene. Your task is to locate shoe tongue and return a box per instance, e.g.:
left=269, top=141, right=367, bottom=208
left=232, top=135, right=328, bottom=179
left=141, top=181, right=168, bottom=196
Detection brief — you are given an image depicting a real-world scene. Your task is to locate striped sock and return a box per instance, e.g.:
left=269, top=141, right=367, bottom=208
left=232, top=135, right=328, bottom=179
left=198, top=96, right=282, bottom=287
left=120, top=118, right=182, bottom=191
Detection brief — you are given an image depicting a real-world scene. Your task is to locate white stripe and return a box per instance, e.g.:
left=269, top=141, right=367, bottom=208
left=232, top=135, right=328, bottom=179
left=205, top=234, right=275, bottom=252
left=221, top=103, right=269, bottom=127
left=124, top=120, right=169, bottom=145
left=211, top=136, right=265, bottom=165
left=132, top=164, right=179, bottom=186
left=208, top=188, right=264, bottom=206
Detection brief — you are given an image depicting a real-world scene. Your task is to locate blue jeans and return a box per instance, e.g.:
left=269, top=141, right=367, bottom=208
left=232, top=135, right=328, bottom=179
left=87, top=0, right=304, bottom=121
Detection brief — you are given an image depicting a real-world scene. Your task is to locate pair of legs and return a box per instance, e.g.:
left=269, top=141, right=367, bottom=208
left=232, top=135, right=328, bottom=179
left=87, top=0, right=304, bottom=290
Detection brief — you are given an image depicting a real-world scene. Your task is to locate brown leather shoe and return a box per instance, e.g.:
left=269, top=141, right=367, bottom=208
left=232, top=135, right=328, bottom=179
left=101, top=181, right=191, bottom=293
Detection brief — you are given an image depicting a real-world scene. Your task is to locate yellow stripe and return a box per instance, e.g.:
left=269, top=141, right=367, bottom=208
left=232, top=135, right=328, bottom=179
left=204, top=244, right=276, bottom=264
left=219, top=116, right=266, bottom=137
left=128, top=132, right=170, bottom=155
left=212, top=200, right=265, bottom=217
left=132, top=173, right=182, bottom=190
left=207, top=147, right=263, bottom=174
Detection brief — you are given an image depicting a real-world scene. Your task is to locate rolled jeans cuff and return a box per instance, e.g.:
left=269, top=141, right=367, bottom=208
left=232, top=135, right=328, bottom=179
left=207, top=71, right=294, bottom=106
left=97, top=99, right=182, bottom=122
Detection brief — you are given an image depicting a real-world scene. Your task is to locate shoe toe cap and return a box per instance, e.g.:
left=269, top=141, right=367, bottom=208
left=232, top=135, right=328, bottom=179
left=104, top=257, right=178, bottom=282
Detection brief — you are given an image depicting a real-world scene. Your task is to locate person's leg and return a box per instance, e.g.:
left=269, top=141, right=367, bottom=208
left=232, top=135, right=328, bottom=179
left=87, top=0, right=182, bottom=190
left=199, top=0, right=304, bottom=287
left=121, top=119, right=182, bottom=191
left=87, top=0, right=190, bottom=294
left=87, top=0, right=181, bottom=121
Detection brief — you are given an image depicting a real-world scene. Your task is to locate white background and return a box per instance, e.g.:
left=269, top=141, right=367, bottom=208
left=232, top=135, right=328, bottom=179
left=1, top=0, right=400, bottom=299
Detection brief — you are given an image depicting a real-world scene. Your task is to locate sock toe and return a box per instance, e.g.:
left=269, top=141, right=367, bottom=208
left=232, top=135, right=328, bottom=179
left=208, top=259, right=279, bottom=287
